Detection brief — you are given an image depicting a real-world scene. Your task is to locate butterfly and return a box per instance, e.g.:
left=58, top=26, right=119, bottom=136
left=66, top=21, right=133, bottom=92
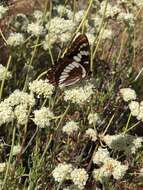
left=47, top=34, right=90, bottom=88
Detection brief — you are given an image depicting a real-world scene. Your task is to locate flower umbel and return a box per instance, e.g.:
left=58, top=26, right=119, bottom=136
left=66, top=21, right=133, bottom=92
left=0, top=64, right=11, bottom=81
left=64, top=83, right=94, bottom=104
left=7, top=33, right=24, bottom=47
left=85, top=128, right=97, bottom=141
left=120, top=88, right=137, bottom=102
left=33, top=107, right=54, bottom=128
left=62, top=120, right=79, bottom=136
left=29, top=79, right=54, bottom=98
left=70, top=168, right=88, bottom=189
left=0, top=5, right=8, bottom=19
left=52, top=163, right=73, bottom=183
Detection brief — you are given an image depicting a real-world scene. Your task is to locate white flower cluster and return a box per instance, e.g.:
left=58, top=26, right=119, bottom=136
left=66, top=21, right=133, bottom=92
left=12, top=144, right=21, bottom=156
left=29, top=79, right=54, bottom=98
left=92, top=147, right=110, bottom=165
left=7, top=33, right=24, bottom=47
left=117, top=12, right=135, bottom=26
left=55, top=5, right=85, bottom=24
left=14, top=104, right=29, bottom=125
left=120, top=88, right=143, bottom=121
left=118, top=0, right=143, bottom=8
left=27, top=22, right=44, bottom=36
left=139, top=168, right=143, bottom=177
left=120, top=88, right=136, bottom=102
left=99, top=1, right=121, bottom=18
left=44, top=17, right=75, bottom=48
left=0, top=64, right=11, bottom=81
left=102, top=134, right=143, bottom=155
left=101, top=28, right=113, bottom=40
left=93, top=147, right=128, bottom=182
left=129, top=101, right=143, bottom=121
left=70, top=168, right=89, bottom=189
left=43, top=6, right=86, bottom=48
left=0, top=102, right=14, bottom=126
left=52, top=163, right=88, bottom=189
left=85, top=128, right=97, bottom=141
left=0, top=90, right=35, bottom=126
left=52, top=163, right=73, bottom=182
left=88, top=112, right=99, bottom=125
left=62, top=120, right=79, bottom=136
left=33, top=10, right=43, bottom=22
left=4, top=90, right=35, bottom=107
left=0, top=162, right=6, bottom=173
left=33, top=107, right=54, bottom=128
left=0, top=5, right=8, bottom=19
left=64, top=83, right=94, bottom=104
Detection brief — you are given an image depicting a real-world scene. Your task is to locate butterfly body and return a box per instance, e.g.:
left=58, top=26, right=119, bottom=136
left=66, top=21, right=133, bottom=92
left=47, top=34, right=90, bottom=87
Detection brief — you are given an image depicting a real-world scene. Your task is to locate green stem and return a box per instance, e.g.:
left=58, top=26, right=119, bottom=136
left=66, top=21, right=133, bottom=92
left=124, top=112, right=132, bottom=133
left=2, top=125, right=16, bottom=189
left=0, top=55, right=12, bottom=100
left=23, top=36, right=39, bottom=92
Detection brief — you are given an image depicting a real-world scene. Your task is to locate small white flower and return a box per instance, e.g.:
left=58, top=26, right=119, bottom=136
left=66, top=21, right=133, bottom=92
left=45, top=16, right=76, bottom=45
left=52, top=163, right=73, bottom=182
left=93, top=167, right=111, bottom=182
left=70, top=168, right=88, bottom=189
left=139, top=168, right=143, bottom=177
left=117, top=12, right=135, bottom=26
left=74, top=10, right=85, bottom=23
left=29, top=79, right=54, bottom=98
left=101, top=29, right=113, bottom=40
left=43, top=34, right=58, bottom=49
left=27, top=22, right=44, bottom=36
left=0, top=163, right=6, bottom=172
left=0, top=64, right=11, bottom=80
left=0, top=5, right=8, bottom=19
left=0, top=90, right=35, bottom=126
left=64, top=83, right=94, bottom=104
left=56, top=5, right=72, bottom=17
left=99, top=2, right=120, bottom=18
left=33, top=10, right=43, bottom=21
left=46, top=17, right=76, bottom=35
left=128, top=101, right=139, bottom=116
left=60, top=32, right=72, bottom=43
left=93, top=147, right=110, bottom=165
left=62, top=121, right=79, bottom=136
left=0, top=102, right=14, bottom=126
left=137, top=101, right=143, bottom=121
left=85, top=128, right=97, bottom=141
left=88, top=112, right=99, bottom=125
left=14, top=104, right=29, bottom=125
left=4, top=90, right=35, bottom=107
left=7, top=33, right=24, bottom=47
left=131, top=137, right=143, bottom=154
left=109, top=159, right=128, bottom=180
left=12, top=145, right=21, bottom=156
left=103, top=158, right=128, bottom=180
left=120, top=88, right=136, bottom=102
left=33, top=107, right=54, bottom=128
left=93, top=158, right=128, bottom=182
left=93, top=15, right=102, bottom=28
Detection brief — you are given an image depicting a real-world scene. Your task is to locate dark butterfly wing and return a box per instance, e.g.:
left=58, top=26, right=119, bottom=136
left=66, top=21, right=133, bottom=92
left=65, top=34, right=90, bottom=71
left=47, top=34, right=90, bottom=87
